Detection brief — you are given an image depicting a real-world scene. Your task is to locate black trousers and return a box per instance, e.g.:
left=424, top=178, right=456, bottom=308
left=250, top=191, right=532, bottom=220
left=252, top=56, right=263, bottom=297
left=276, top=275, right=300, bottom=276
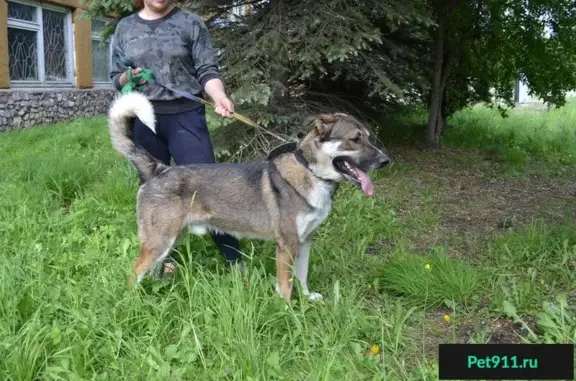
left=133, top=106, right=242, bottom=264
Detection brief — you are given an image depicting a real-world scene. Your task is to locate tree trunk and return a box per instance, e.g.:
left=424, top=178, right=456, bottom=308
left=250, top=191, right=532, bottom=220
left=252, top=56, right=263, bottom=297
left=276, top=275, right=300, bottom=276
left=432, top=69, right=450, bottom=146
left=426, top=12, right=446, bottom=149
left=434, top=108, right=445, bottom=146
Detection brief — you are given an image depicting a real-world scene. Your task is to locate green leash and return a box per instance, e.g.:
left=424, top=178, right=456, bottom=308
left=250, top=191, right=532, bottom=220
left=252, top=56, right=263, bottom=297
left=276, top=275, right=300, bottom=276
left=118, top=56, right=287, bottom=142
left=120, top=67, right=156, bottom=94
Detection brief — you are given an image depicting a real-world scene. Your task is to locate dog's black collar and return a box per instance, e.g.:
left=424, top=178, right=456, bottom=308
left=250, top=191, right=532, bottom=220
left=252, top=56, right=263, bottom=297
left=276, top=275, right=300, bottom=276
left=293, top=149, right=310, bottom=169
left=266, top=143, right=312, bottom=173
left=268, top=144, right=334, bottom=185
left=267, top=141, right=298, bottom=160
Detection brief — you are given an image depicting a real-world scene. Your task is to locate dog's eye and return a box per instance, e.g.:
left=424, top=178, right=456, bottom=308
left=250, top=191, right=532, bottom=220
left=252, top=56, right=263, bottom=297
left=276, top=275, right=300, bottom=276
left=352, top=135, right=362, bottom=143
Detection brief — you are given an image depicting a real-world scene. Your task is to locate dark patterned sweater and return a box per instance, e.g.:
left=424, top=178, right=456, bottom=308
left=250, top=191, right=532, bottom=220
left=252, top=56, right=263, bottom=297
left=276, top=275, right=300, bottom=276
left=109, top=7, right=220, bottom=114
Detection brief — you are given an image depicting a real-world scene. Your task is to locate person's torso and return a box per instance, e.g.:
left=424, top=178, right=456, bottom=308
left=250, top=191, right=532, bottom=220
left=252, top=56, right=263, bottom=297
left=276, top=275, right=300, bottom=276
left=117, top=8, right=204, bottom=113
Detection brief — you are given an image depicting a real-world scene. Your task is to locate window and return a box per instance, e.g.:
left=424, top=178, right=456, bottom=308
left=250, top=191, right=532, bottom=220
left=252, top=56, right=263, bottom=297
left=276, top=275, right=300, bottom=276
left=91, top=18, right=113, bottom=84
left=7, top=0, right=74, bottom=86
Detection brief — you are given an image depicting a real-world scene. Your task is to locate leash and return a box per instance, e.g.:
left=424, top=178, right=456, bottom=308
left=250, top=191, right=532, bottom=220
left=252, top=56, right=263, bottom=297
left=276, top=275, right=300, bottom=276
left=117, top=55, right=288, bottom=142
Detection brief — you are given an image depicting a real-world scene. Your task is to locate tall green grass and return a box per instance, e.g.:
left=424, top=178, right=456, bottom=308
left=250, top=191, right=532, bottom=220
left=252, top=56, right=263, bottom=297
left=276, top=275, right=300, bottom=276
left=377, top=251, right=482, bottom=310
left=377, top=100, right=576, bottom=171
left=444, top=101, right=576, bottom=167
left=0, top=114, right=574, bottom=380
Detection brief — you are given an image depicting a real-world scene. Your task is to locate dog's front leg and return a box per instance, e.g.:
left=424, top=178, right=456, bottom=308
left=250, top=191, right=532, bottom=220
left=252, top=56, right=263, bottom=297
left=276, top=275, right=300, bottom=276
left=275, top=243, right=296, bottom=302
left=295, top=240, right=323, bottom=301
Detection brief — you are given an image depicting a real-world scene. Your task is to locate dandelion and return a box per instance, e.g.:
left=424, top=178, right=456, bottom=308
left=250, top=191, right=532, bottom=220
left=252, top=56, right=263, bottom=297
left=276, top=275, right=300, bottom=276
left=370, top=345, right=381, bottom=355
left=443, top=314, right=451, bottom=323
left=425, top=263, right=431, bottom=270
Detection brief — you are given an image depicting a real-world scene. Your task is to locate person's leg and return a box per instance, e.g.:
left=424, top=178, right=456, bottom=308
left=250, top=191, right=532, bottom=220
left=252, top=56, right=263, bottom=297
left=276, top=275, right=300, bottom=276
left=132, top=116, right=171, bottom=171
left=163, top=108, right=243, bottom=265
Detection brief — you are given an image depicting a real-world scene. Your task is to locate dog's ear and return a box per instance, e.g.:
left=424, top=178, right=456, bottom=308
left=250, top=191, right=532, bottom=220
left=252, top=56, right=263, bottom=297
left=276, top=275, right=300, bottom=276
left=312, top=114, right=339, bottom=141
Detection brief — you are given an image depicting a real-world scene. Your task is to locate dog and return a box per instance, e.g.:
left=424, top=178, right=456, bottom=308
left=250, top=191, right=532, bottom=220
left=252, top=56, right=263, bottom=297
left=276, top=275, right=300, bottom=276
left=108, top=92, right=390, bottom=302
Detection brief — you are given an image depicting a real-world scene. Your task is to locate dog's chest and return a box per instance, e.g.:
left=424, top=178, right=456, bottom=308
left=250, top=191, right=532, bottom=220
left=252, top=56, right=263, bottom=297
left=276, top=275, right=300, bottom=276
left=296, top=181, right=333, bottom=242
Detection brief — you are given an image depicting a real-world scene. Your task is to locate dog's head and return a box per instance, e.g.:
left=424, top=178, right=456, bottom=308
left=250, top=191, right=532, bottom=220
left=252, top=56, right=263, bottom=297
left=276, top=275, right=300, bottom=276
left=300, top=113, right=389, bottom=196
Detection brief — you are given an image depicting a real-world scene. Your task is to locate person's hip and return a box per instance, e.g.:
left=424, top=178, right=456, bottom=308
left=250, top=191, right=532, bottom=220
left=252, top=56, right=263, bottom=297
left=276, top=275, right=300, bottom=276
left=151, top=97, right=205, bottom=115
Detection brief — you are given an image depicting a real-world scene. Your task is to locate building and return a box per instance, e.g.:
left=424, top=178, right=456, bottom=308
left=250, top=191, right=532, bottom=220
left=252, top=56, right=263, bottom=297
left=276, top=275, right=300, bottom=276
left=514, top=79, right=576, bottom=105
left=0, top=1, right=253, bottom=131
left=0, top=0, right=116, bottom=130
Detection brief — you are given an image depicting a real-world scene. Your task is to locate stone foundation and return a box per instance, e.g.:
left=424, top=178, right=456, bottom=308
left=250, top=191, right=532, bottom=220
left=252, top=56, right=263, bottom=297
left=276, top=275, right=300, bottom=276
left=0, top=88, right=116, bottom=131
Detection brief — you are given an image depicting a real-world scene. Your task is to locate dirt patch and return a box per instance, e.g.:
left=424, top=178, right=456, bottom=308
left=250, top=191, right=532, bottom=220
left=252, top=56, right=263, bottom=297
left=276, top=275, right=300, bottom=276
left=411, top=310, right=535, bottom=359
left=379, top=147, right=576, bottom=256
left=484, top=317, right=536, bottom=344
left=414, top=310, right=476, bottom=357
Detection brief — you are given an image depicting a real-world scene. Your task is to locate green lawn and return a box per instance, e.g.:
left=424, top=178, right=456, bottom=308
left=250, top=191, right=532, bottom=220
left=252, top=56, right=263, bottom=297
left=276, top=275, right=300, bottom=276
left=444, top=101, right=576, bottom=171
left=0, top=105, right=575, bottom=380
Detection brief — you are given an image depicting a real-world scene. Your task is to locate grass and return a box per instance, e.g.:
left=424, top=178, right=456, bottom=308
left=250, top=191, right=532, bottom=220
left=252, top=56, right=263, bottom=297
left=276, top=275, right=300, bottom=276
left=378, top=99, right=576, bottom=174
left=377, top=251, right=482, bottom=309
left=444, top=101, right=576, bottom=170
left=0, top=105, right=575, bottom=380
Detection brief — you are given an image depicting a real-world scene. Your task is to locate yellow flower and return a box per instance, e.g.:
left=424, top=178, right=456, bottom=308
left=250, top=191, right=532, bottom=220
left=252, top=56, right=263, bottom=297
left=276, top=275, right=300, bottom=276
left=370, top=345, right=381, bottom=355
left=443, top=314, right=451, bottom=323
left=425, top=264, right=431, bottom=270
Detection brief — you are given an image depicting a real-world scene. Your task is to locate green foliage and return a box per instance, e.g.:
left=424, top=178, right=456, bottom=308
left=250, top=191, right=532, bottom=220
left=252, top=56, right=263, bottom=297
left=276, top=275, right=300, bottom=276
left=85, top=0, right=576, bottom=152
left=205, top=0, right=429, bottom=98
left=427, top=0, right=576, bottom=123
left=536, top=294, right=576, bottom=344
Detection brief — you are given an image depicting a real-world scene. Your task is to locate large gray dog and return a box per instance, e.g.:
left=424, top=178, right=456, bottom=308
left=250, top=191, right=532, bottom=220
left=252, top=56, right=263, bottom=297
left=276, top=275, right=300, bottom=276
left=108, top=92, right=389, bottom=301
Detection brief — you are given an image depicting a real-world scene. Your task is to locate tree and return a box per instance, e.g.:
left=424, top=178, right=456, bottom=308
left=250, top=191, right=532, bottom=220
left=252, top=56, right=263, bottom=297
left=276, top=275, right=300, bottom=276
left=422, top=0, right=576, bottom=148
left=200, top=0, right=433, bottom=124
left=86, top=0, right=576, bottom=152
left=86, top=0, right=432, bottom=154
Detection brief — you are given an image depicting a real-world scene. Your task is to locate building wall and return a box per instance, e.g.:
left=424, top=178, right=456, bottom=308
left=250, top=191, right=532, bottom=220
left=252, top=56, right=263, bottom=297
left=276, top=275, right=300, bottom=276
left=0, top=88, right=115, bottom=131
left=0, top=0, right=116, bottom=131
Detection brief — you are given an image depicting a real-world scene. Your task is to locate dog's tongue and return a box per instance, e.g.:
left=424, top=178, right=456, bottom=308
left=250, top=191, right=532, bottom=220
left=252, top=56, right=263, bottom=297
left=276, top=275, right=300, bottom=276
left=356, top=168, right=374, bottom=196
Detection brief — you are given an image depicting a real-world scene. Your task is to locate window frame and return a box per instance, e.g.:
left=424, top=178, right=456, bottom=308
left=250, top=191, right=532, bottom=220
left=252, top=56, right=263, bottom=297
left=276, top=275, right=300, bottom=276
left=7, top=0, right=75, bottom=87
left=91, top=17, right=114, bottom=87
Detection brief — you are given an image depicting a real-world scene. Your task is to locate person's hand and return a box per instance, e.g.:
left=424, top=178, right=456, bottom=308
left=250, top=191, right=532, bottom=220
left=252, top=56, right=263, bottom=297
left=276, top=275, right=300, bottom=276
left=119, top=67, right=147, bottom=87
left=213, top=95, right=234, bottom=118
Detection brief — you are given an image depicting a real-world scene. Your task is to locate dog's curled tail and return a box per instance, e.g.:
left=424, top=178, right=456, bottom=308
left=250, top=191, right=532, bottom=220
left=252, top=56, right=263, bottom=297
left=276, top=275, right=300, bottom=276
left=108, top=92, right=166, bottom=182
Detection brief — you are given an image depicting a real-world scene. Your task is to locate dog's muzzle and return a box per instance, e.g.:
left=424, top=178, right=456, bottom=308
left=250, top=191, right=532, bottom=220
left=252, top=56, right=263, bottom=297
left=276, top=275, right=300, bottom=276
left=375, top=152, right=390, bottom=169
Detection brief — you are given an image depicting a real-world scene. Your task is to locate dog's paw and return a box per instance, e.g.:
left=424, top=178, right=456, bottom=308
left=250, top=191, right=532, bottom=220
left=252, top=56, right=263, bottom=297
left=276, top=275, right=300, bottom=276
left=306, top=292, right=323, bottom=301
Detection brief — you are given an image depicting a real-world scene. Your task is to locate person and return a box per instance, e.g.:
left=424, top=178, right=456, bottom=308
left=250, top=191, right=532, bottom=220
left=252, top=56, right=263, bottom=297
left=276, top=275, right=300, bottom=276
left=109, top=0, right=243, bottom=277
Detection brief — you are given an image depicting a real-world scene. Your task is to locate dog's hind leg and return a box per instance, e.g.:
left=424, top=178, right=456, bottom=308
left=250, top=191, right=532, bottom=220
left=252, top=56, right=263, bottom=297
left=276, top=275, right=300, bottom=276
left=275, top=240, right=299, bottom=302
left=150, top=230, right=187, bottom=279
left=133, top=236, right=177, bottom=284
left=132, top=214, right=183, bottom=284
left=295, top=240, right=323, bottom=301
